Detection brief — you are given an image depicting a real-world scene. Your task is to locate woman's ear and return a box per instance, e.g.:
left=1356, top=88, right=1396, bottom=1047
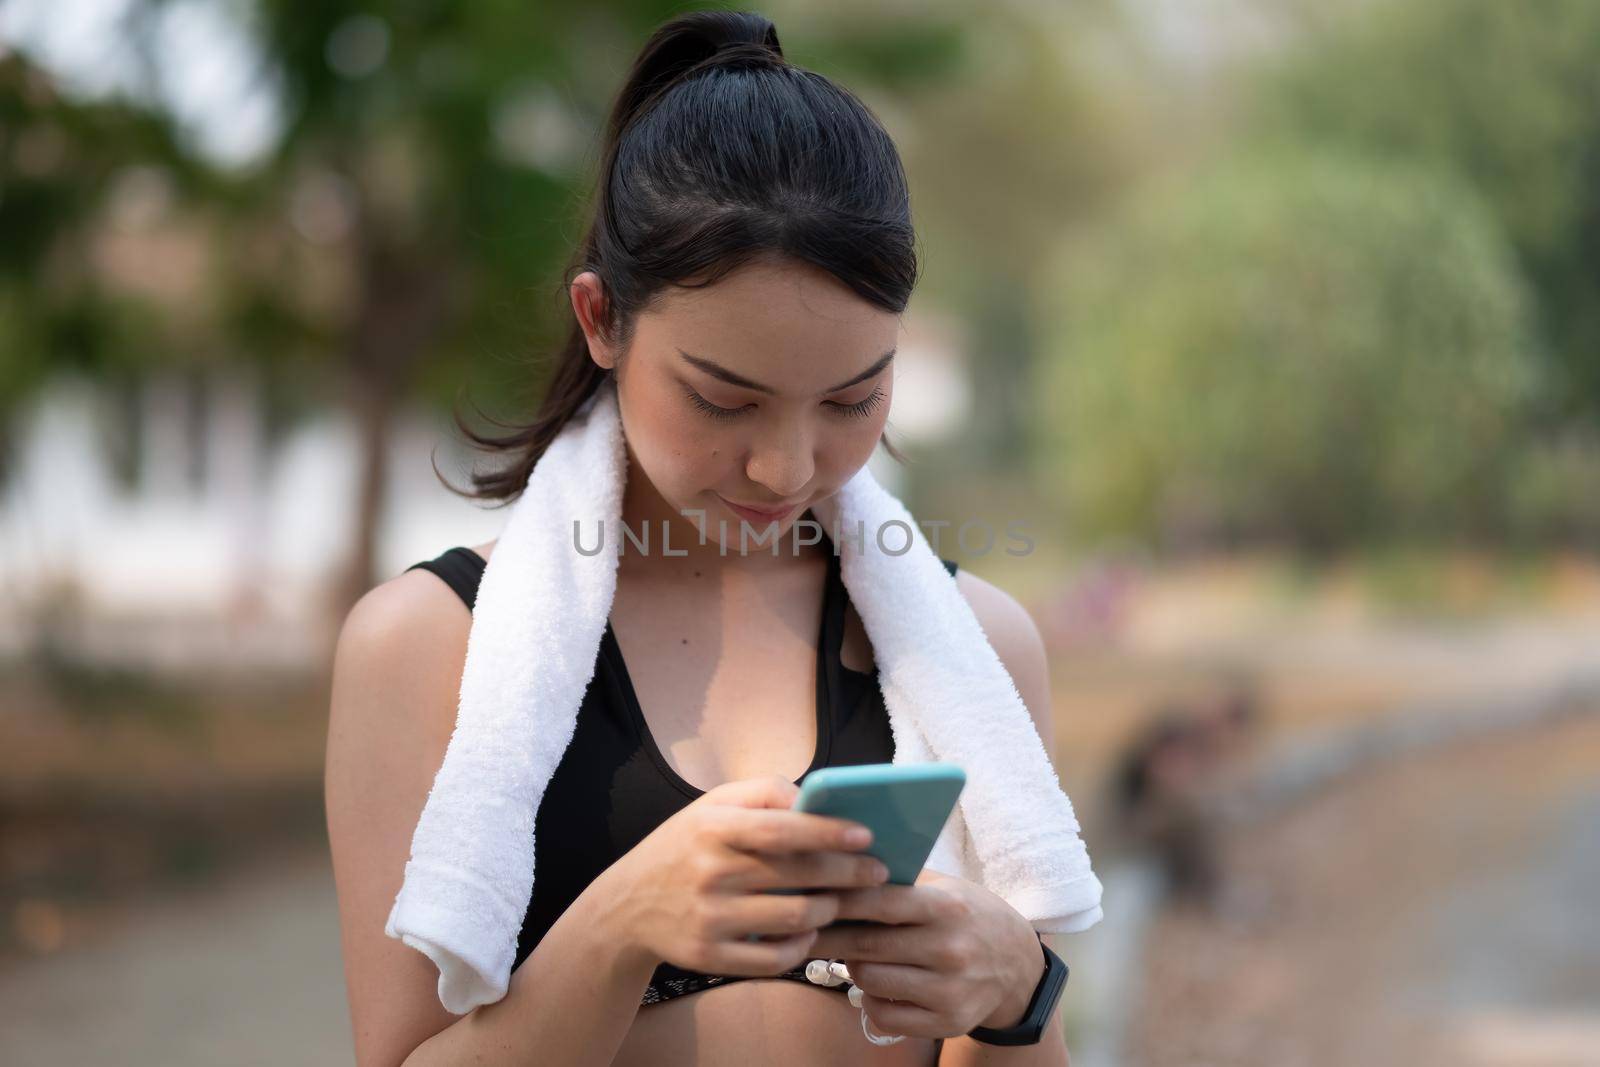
left=570, top=271, right=617, bottom=371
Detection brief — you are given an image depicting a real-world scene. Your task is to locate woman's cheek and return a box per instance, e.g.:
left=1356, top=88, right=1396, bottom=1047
left=840, top=411, right=890, bottom=475
left=661, top=428, right=731, bottom=503
left=624, top=390, right=704, bottom=482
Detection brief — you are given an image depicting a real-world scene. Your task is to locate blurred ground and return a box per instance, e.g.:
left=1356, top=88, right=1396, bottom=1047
left=0, top=847, right=350, bottom=1066
left=1127, top=703, right=1600, bottom=1067
left=0, top=665, right=327, bottom=957
left=0, top=665, right=344, bottom=1064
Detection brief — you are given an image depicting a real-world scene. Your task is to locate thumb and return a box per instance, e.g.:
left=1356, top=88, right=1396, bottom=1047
left=697, top=774, right=800, bottom=810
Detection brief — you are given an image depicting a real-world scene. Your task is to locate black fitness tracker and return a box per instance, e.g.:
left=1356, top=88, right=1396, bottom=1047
left=966, top=933, right=1070, bottom=1047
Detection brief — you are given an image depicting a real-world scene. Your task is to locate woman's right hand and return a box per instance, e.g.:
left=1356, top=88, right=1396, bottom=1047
left=607, top=775, right=890, bottom=976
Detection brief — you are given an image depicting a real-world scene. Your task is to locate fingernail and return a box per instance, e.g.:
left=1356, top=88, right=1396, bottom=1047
left=846, top=826, right=872, bottom=846
left=872, top=861, right=890, bottom=881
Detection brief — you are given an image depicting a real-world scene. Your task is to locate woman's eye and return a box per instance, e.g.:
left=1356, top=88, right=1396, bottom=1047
left=825, top=385, right=887, bottom=419
left=683, top=383, right=887, bottom=421
left=683, top=385, right=751, bottom=420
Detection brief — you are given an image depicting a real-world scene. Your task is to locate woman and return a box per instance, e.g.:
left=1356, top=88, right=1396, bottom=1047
left=326, top=11, right=1073, bottom=1066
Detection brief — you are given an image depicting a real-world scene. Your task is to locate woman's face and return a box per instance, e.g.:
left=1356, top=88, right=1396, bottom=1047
left=572, top=256, right=900, bottom=555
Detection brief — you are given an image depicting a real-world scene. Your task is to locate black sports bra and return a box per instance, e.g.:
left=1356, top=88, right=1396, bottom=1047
left=406, top=543, right=960, bottom=1005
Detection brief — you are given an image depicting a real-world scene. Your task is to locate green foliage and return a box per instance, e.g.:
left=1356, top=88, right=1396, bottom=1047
left=1248, top=0, right=1600, bottom=423
left=0, top=54, right=198, bottom=435
left=1502, top=429, right=1600, bottom=546
left=787, top=19, right=969, bottom=90
left=1031, top=146, right=1540, bottom=552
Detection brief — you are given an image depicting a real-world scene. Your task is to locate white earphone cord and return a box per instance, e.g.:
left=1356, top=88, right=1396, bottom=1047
left=804, top=957, right=907, bottom=1046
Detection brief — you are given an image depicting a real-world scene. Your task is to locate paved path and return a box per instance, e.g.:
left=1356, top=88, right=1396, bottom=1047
left=0, top=848, right=353, bottom=1066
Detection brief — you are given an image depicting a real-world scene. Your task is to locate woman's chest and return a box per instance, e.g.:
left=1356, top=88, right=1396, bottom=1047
left=605, top=561, right=877, bottom=792
left=616, top=622, right=823, bottom=792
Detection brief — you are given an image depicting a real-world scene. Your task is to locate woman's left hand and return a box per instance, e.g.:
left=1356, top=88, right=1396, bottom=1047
left=806, top=868, right=1046, bottom=1040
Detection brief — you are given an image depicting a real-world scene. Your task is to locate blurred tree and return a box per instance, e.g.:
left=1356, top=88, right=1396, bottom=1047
left=1031, top=147, right=1539, bottom=556
left=191, top=0, right=626, bottom=615
left=856, top=0, right=1141, bottom=474
left=0, top=52, right=203, bottom=483
left=1248, top=0, right=1600, bottom=430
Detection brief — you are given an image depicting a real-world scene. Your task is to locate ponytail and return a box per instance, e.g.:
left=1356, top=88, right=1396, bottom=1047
left=605, top=10, right=784, bottom=147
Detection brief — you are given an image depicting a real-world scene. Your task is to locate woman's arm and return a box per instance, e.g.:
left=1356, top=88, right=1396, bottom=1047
left=938, top=572, right=1073, bottom=1067
left=402, top=862, right=659, bottom=1066
left=326, top=574, right=657, bottom=1067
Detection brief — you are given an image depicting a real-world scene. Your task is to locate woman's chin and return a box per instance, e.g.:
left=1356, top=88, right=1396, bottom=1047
left=658, top=497, right=829, bottom=557
left=706, top=514, right=812, bottom=555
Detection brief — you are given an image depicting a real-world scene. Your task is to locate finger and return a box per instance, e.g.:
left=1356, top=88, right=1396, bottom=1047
left=704, top=928, right=819, bottom=976
left=709, top=888, right=840, bottom=937
left=715, top=808, right=874, bottom=855
left=810, top=919, right=943, bottom=965
left=830, top=882, right=953, bottom=926
left=845, top=960, right=953, bottom=1014
left=859, top=992, right=947, bottom=1040
left=697, top=775, right=800, bottom=811
left=725, top=848, right=889, bottom=891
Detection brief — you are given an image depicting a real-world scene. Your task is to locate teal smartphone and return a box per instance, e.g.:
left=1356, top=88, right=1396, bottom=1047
left=793, top=762, right=966, bottom=884
left=763, top=761, right=963, bottom=883
left=745, top=762, right=965, bottom=939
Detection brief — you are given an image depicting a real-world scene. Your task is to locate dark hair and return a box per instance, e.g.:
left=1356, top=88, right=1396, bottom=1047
left=445, top=9, right=918, bottom=505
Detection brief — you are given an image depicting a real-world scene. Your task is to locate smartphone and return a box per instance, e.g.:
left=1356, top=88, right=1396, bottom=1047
left=744, top=762, right=965, bottom=940
left=759, top=760, right=963, bottom=902
left=795, top=761, right=965, bottom=881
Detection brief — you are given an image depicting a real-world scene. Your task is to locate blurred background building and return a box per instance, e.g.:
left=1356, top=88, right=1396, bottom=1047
left=2, top=0, right=1598, bottom=1064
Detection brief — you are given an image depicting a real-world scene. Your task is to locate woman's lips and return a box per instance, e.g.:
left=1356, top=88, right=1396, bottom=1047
left=718, top=495, right=801, bottom=524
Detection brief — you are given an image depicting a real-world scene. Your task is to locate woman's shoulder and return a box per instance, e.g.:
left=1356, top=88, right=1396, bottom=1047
left=333, top=540, right=500, bottom=697
left=391, top=539, right=498, bottom=612
left=337, top=566, right=475, bottom=685
left=951, top=569, right=1045, bottom=669
left=328, top=558, right=481, bottom=790
left=949, top=568, right=1053, bottom=744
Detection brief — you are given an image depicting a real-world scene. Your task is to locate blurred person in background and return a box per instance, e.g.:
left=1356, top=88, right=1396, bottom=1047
left=326, top=10, right=1075, bottom=1067
left=1109, top=687, right=1259, bottom=918
left=1191, top=677, right=1263, bottom=794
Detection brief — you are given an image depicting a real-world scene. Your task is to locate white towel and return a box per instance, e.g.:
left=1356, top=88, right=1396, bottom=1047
left=385, top=377, right=1104, bottom=1014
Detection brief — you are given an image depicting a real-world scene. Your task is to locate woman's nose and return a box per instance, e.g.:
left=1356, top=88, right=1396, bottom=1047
left=745, top=426, right=814, bottom=499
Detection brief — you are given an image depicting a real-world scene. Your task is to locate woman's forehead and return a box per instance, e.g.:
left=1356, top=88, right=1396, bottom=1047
left=635, top=260, right=899, bottom=389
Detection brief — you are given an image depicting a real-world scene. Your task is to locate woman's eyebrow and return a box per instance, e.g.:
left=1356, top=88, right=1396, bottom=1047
left=677, top=348, right=895, bottom=396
